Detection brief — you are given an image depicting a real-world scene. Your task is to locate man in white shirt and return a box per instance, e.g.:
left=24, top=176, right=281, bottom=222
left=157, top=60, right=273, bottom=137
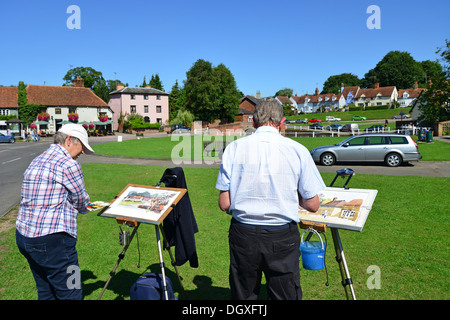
left=216, top=98, right=325, bottom=300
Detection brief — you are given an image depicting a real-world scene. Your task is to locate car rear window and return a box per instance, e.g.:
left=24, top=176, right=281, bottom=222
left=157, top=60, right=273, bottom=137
left=389, top=136, right=408, bottom=144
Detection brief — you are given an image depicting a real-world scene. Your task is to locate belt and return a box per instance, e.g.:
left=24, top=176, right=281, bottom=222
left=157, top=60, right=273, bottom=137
left=231, top=218, right=292, bottom=230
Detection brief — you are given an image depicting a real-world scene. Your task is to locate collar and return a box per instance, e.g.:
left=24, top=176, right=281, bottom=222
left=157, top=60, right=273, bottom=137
left=52, top=143, right=73, bottom=159
left=255, top=126, right=280, bottom=134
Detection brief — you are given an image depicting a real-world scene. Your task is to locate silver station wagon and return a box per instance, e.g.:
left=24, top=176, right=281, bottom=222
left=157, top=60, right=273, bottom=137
left=310, top=134, right=422, bottom=167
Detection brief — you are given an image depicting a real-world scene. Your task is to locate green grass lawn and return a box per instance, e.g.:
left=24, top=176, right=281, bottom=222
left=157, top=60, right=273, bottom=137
left=92, top=135, right=450, bottom=162
left=1, top=164, right=449, bottom=300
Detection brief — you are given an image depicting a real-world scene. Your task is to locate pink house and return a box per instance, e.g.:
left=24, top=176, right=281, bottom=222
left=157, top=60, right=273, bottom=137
left=108, top=84, right=169, bottom=131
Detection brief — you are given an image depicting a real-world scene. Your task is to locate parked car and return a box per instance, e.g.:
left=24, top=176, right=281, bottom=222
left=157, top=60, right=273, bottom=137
left=295, top=118, right=308, bottom=124
left=310, top=133, right=421, bottom=167
left=365, top=125, right=384, bottom=132
left=392, top=114, right=410, bottom=119
left=352, top=115, right=367, bottom=121
left=308, top=118, right=322, bottom=123
left=0, top=133, right=15, bottom=143
left=325, top=124, right=343, bottom=131
left=171, top=124, right=190, bottom=132
left=309, top=123, right=324, bottom=130
left=284, top=119, right=295, bottom=124
left=326, top=116, right=342, bottom=122
left=341, top=123, right=359, bottom=132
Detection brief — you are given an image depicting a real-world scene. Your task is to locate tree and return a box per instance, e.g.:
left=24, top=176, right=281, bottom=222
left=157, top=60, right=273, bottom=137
left=417, top=40, right=450, bottom=124
left=149, top=73, right=164, bottom=91
left=62, top=66, right=121, bottom=103
left=17, top=81, right=42, bottom=127
left=274, top=88, right=293, bottom=97
left=212, top=63, right=240, bottom=123
left=361, top=51, right=424, bottom=89
left=322, top=73, right=361, bottom=94
left=184, top=59, right=240, bottom=123
left=169, top=80, right=186, bottom=121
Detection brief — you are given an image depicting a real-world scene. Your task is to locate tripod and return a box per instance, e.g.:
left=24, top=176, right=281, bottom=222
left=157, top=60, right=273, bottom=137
left=301, top=168, right=357, bottom=300
left=97, top=216, right=184, bottom=300
left=329, top=168, right=357, bottom=300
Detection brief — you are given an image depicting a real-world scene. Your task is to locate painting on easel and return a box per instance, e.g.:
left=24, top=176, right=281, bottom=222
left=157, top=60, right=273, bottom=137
left=98, top=184, right=187, bottom=225
left=299, top=187, right=377, bottom=232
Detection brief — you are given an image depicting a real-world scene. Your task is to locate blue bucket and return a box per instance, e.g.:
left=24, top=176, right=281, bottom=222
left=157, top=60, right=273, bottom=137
left=300, top=229, right=326, bottom=270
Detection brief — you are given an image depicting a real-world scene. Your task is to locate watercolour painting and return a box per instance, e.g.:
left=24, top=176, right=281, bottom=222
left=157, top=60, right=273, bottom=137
left=98, top=184, right=186, bottom=225
left=299, top=187, right=378, bottom=232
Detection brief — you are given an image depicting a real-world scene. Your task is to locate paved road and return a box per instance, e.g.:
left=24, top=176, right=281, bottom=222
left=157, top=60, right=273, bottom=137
left=1, top=133, right=449, bottom=218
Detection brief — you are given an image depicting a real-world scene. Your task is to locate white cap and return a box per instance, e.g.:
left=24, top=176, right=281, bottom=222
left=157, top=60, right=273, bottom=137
left=58, top=123, right=94, bottom=154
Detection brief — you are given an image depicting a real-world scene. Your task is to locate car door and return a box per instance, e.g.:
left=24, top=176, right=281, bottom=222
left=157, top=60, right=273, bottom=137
left=335, top=136, right=366, bottom=161
left=364, top=136, right=388, bottom=161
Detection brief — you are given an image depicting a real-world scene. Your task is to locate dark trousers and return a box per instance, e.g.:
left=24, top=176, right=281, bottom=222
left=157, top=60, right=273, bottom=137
left=16, top=230, right=82, bottom=300
left=228, top=219, right=302, bottom=300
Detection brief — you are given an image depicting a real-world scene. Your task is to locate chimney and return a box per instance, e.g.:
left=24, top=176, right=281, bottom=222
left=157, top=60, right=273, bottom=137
left=116, top=84, right=125, bottom=90
left=315, top=88, right=319, bottom=95
left=72, top=76, right=84, bottom=87
left=414, top=81, right=418, bottom=89
left=341, top=83, right=344, bottom=93
left=374, top=82, right=379, bottom=89
left=256, top=90, right=261, bottom=99
left=145, top=85, right=152, bottom=88
left=428, top=78, right=432, bottom=88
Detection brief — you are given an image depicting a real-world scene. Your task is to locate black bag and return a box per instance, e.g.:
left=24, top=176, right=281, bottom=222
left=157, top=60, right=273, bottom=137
left=130, top=273, right=177, bottom=300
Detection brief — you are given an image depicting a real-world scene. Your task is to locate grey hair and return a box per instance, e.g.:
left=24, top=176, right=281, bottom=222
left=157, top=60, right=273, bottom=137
left=54, top=132, right=79, bottom=145
left=253, top=97, right=284, bottom=127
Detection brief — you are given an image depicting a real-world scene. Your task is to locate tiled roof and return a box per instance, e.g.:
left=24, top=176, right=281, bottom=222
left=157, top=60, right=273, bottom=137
left=0, top=87, right=19, bottom=108
left=110, top=87, right=168, bottom=96
left=355, top=86, right=396, bottom=99
left=398, top=88, right=425, bottom=99
left=27, top=85, right=109, bottom=107
left=341, top=86, right=360, bottom=99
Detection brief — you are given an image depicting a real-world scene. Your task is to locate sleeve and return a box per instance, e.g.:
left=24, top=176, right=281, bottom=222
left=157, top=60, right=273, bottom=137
left=64, top=162, right=90, bottom=213
left=297, top=147, right=326, bottom=199
left=215, top=143, right=234, bottom=191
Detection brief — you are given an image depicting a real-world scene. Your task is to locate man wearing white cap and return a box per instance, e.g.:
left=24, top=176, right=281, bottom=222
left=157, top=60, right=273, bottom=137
left=16, top=124, right=94, bottom=300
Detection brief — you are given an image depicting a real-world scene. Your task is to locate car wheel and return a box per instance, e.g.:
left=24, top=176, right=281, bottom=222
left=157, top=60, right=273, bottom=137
left=9, top=138, right=15, bottom=143
left=385, top=153, right=402, bottom=167
left=320, top=153, right=335, bottom=166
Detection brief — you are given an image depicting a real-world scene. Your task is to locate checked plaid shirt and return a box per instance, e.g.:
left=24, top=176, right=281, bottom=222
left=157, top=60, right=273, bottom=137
left=16, top=144, right=90, bottom=238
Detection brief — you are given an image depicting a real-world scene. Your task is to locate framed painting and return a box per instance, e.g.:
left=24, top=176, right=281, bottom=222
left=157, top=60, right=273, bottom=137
left=98, top=184, right=187, bottom=225
left=298, top=187, right=378, bottom=232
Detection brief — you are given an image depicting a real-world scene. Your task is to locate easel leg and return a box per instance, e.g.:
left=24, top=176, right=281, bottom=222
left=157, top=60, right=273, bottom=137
left=331, top=227, right=356, bottom=300
left=160, top=224, right=185, bottom=292
left=98, top=223, right=140, bottom=300
left=155, top=225, right=169, bottom=300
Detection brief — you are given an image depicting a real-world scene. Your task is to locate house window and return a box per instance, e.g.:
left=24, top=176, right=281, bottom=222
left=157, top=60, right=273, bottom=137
left=144, top=116, right=150, bottom=123
left=131, top=94, right=136, bottom=100
left=156, top=95, right=161, bottom=100
left=130, top=105, right=136, bottom=113
left=144, top=106, right=149, bottom=113
left=157, top=118, right=162, bottom=124
left=156, top=106, right=162, bottom=113
left=69, top=107, right=77, bottom=113
left=144, top=95, right=148, bottom=100
left=55, top=108, right=61, bottom=114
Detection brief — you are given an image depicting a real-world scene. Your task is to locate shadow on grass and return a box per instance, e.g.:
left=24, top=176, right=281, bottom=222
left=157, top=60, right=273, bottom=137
left=82, top=263, right=232, bottom=300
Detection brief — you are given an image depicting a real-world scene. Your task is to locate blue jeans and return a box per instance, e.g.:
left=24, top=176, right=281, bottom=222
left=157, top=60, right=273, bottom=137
left=16, top=230, right=82, bottom=300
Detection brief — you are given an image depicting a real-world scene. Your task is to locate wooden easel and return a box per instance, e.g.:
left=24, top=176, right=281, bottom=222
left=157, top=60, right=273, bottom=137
left=299, top=169, right=357, bottom=300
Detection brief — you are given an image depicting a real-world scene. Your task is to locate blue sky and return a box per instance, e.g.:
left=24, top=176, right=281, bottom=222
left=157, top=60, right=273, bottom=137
left=0, top=0, right=449, bottom=97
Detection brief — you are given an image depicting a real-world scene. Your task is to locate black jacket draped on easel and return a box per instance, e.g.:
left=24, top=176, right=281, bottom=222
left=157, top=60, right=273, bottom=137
left=159, top=167, right=199, bottom=268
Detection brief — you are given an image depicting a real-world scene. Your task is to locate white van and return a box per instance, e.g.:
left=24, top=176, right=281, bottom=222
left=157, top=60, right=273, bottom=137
left=341, top=123, right=359, bottom=132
